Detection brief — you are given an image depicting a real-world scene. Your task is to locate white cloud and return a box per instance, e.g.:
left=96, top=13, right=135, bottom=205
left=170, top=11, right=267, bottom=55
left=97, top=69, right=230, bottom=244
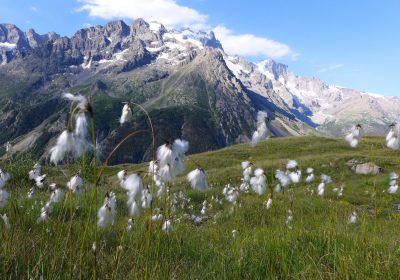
left=77, top=0, right=296, bottom=59
left=77, top=0, right=208, bottom=29
left=213, top=25, right=297, bottom=59
left=29, top=6, right=39, bottom=12
left=317, top=64, right=343, bottom=73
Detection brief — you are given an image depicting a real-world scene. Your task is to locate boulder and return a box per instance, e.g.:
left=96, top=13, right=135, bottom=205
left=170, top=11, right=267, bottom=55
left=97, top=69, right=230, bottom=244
left=351, top=162, right=382, bottom=175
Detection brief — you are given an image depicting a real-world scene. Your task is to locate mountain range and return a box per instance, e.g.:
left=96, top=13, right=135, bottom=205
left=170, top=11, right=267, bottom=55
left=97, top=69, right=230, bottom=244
left=0, top=19, right=397, bottom=163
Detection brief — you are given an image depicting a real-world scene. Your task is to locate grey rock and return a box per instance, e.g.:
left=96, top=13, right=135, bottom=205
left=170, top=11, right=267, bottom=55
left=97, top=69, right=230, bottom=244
left=351, top=162, right=382, bottom=175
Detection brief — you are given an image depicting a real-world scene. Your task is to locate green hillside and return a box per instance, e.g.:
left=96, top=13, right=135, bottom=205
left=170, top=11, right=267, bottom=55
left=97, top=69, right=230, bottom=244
left=1, top=136, right=400, bottom=279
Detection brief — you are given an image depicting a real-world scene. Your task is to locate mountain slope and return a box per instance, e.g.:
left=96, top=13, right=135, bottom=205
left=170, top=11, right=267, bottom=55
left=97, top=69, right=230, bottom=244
left=0, top=19, right=394, bottom=163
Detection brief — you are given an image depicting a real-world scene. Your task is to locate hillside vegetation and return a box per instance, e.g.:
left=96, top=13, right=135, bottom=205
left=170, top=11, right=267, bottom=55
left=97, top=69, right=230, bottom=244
left=1, top=136, right=400, bottom=279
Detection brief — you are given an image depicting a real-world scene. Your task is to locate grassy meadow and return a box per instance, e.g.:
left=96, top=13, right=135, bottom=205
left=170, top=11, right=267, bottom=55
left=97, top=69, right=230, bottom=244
left=1, top=136, right=400, bottom=279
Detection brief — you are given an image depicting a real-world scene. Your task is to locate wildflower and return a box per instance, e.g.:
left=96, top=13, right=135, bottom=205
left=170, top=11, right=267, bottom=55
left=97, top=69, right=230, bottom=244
left=348, top=211, right=357, bottom=224
left=305, top=167, right=314, bottom=183
left=92, top=242, right=96, bottom=253
left=162, top=219, right=174, bottom=234
left=250, top=168, right=267, bottom=195
left=67, top=171, right=83, bottom=194
left=187, top=168, right=208, bottom=190
left=119, top=103, right=132, bottom=124
left=97, top=192, right=117, bottom=228
left=345, top=124, right=362, bottom=148
left=251, top=111, right=269, bottom=146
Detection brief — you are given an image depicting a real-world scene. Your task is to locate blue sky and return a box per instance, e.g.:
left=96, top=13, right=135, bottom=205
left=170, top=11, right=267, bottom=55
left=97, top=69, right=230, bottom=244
left=0, top=0, right=399, bottom=96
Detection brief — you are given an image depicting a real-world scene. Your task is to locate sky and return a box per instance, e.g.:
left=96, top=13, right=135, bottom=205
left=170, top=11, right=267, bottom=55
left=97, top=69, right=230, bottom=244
left=0, top=0, right=399, bottom=96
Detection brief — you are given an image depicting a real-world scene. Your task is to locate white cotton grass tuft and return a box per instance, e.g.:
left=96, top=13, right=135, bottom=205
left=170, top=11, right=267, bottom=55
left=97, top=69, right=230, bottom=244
left=156, top=141, right=175, bottom=167
left=275, top=170, right=290, bottom=189
left=117, top=170, right=127, bottom=186
left=29, top=163, right=41, bottom=180
left=148, top=160, right=159, bottom=176
left=0, top=189, right=9, bottom=208
left=250, top=168, right=267, bottom=195
left=49, top=188, right=64, bottom=203
left=28, top=188, right=35, bottom=199
left=317, top=174, right=332, bottom=196
left=265, top=198, right=272, bottom=210
left=305, top=167, right=315, bottom=183
left=156, top=139, right=189, bottom=179
left=74, top=113, right=91, bottom=156
left=126, top=218, right=134, bottom=232
left=49, top=130, right=76, bottom=165
left=345, top=124, right=362, bottom=148
left=34, top=174, right=47, bottom=188
left=127, top=198, right=141, bottom=217
left=119, top=103, right=132, bottom=124
left=348, top=211, right=357, bottom=224
left=285, top=209, right=293, bottom=228
left=240, top=161, right=252, bottom=192
left=122, top=173, right=144, bottom=200
left=141, top=187, right=152, bottom=209
left=388, top=172, right=399, bottom=194
left=67, top=171, right=83, bottom=194
left=187, top=168, right=208, bottom=191
left=37, top=208, right=49, bottom=223
left=1, top=213, right=10, bottom=230
left=0, top=169, right=11, bottom=189
left=251, top=111, right=269, bottom=146
left=286, top=160, right=298, bottom=170
left=162, top=219, right=174, bottom=234
left=63, top=93, right=90, bottom=112
left=288, top=170, right=301, bottom=184
left=98, top=192, right=117, bottom=228
left=6, top=142, right=12, bottom=153
left=386, top=122, right=400, bottom=149
left=223, top=184, right=239, bottom=204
